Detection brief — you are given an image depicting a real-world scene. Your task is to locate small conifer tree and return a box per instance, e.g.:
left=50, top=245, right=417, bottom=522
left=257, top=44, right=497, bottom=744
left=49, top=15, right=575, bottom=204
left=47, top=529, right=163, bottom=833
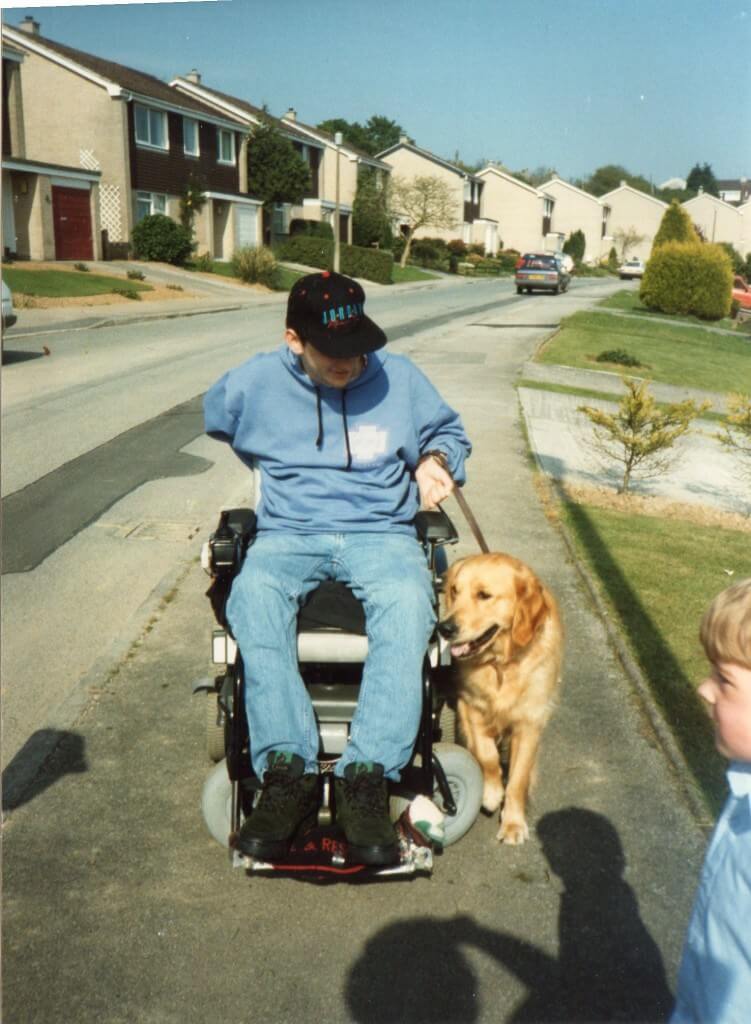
left=652, top=201, right=699, bottom=250
left=578, top=379, right=709, bottom=493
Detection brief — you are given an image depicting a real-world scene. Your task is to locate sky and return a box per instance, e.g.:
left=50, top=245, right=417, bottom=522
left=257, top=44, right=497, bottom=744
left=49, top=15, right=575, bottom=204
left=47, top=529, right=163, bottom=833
left=2, top=0, right=750, bottom=185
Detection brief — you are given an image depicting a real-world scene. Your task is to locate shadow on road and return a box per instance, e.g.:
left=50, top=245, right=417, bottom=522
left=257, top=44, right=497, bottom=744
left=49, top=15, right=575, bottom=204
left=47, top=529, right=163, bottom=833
left=346, top=808, right=673, bottom=1023
left=2, top=729, right=88, bottom=812
left=1, top=346, right=45, bottom=365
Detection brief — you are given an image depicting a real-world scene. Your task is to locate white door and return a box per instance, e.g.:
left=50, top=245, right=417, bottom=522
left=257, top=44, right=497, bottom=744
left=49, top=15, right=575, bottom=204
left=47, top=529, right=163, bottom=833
left=235, top=206, right=257, bottom=249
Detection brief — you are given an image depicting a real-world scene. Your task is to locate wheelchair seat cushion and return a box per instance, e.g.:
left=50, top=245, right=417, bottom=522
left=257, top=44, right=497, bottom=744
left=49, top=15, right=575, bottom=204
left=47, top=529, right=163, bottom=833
left=298, top=582, right=366, bottom=635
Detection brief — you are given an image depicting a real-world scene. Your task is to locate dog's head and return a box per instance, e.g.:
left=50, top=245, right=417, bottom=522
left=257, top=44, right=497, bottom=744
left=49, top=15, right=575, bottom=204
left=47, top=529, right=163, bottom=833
left=439, top=553, right=549, bottom=663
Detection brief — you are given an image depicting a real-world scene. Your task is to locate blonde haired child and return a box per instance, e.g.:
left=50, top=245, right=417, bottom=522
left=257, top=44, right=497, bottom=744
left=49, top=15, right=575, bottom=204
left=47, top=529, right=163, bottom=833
left=671, top=578, right=751, bottom=1023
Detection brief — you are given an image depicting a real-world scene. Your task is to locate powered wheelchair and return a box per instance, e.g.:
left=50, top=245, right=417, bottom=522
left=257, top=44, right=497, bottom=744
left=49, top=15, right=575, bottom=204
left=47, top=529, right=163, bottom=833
left=197, top=505, right=484, bottom=879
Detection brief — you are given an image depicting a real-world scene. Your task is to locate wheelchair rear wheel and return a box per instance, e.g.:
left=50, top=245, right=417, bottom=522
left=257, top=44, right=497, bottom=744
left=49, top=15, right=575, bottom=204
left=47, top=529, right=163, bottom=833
left=206, top=693, right=226, bottom=763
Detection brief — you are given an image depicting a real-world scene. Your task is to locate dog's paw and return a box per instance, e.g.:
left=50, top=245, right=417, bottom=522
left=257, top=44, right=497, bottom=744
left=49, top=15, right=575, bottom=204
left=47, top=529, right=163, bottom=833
left=481, top=781, right=504, bottom=814
left=496, top=817, right=529, bottom=845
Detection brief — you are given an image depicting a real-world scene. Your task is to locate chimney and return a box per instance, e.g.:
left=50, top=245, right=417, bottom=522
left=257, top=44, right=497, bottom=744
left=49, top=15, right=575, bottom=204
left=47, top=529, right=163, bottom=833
left=185, top=69, right=201, bottom=85
left=698, top=186, right=704, bottom=194
left=285, top=107, right=297, bottom=122
left=399, top=134, right=409, bottom=145
left=620, top=180, right=627, bottom=187
left=19, top=16, right=41, bottom=36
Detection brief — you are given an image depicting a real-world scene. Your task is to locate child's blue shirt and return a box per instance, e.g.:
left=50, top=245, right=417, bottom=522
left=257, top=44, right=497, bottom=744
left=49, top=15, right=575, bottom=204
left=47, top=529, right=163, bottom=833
left=671, top=762, right=751, bottom=1023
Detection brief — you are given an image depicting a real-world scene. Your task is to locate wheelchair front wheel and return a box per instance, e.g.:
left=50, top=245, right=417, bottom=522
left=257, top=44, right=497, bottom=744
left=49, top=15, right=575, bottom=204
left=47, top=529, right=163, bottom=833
left=390, top=742, right=483, bottom=847
left=202, top=760, right=234, bottom=847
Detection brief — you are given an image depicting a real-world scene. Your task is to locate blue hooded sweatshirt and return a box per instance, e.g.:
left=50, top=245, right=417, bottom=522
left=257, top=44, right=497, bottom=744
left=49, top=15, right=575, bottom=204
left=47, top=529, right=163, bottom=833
left=204, top=344, right=471, bottom=534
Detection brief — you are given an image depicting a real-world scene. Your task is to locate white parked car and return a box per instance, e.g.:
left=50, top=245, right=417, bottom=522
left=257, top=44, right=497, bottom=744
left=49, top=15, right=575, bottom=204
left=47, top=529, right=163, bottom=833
left=2, top=280, right=17, bottom=329
left=619, top=258, right=645, bottom=280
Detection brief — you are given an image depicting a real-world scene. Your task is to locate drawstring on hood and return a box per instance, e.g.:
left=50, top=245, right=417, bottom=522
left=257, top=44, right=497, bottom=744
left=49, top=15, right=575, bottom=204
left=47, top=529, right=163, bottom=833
left=312, top=383, right=352, bottom=470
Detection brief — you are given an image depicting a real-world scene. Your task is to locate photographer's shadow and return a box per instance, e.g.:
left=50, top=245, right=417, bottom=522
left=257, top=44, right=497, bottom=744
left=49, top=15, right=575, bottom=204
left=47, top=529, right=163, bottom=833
left=346, top=808, right=673, bottom=1023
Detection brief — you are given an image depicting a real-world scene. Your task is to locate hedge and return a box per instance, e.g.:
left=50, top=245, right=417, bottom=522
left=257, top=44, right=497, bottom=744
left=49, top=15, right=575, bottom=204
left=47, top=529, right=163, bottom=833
left=639, top=241, right=733, bottom=320
left=131, top=214, right=194, bottom=265
left=274, top=235, right=394, bottom=285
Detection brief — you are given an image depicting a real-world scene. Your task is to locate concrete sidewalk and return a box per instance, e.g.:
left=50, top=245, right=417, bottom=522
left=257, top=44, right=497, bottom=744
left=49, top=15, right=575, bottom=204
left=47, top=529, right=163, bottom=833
left=2, top=285, right=710, bottom=1023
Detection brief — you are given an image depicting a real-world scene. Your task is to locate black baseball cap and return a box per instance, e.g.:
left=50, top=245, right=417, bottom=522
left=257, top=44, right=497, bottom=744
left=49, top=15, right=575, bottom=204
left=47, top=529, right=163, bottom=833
left=286, top=271, right=387, bottom=358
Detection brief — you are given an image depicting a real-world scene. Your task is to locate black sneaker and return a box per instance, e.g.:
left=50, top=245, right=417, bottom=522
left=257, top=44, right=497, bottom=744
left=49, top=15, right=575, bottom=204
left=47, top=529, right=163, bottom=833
left=334, top=762, right=399, bottom=866
left=237, top=752, right=319, bottom=861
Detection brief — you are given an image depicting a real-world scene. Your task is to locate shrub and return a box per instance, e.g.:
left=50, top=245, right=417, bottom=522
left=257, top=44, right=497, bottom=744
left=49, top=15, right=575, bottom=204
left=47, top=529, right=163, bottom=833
left=467, top=242, right=485, bottom=256
left=639, top=241, right=733, bottom=320
left=126, top=269, right=145, bottom=281
left=289, top=218, right=334, bottom=239
left=496, top=249, right=521, bottom=272
left=410, top=237, right=449, bottom=270
left=112, top=287, right=141, bottom=300
left=274, top=235, right=394, bottom=284
left=341, top=243, right=393, bottom=285
left=275, top=234, right=333, bottom=270
left=131, top=214, right=194, bottom=265
left=74, top=262, right=89, bottom=272
left=193, top=252, right=213, bottom=272
left=447, top=239, right=468, bottom=257
left=596, top=349, right=642, bottom=367
left=652, top=201, right=700, bottom=249
left=231, top=245, right=278, bottom=288
left=563, top=229, right=586, bottom=263
left=608, top=246, right=619, bottom=271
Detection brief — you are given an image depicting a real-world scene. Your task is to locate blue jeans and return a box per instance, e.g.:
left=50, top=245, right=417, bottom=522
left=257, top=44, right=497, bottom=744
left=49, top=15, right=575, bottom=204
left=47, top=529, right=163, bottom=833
left=226, top=532, right=436, bottom=781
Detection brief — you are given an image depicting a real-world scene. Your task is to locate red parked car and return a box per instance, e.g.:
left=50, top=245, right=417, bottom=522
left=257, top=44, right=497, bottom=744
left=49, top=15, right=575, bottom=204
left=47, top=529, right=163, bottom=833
left=732, top=276, right=751, bottom=310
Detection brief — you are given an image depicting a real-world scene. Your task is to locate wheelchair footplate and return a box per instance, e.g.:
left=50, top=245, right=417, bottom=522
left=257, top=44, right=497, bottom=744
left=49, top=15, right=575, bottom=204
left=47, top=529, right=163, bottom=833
left=231, top=795, right=444, bottom=883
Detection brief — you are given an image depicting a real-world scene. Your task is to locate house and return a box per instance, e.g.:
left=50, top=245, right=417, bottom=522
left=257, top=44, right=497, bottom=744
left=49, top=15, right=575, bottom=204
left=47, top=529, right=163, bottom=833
left=378, top=138, right=498, bottom=254
left=3, top=34, right=102, bottom=260
left=538, top=177, right=609, bottom=263
left=682, top=190, right=746, bottom=254
left=598, top=182, right=667, bottom=261
left=279, top=110, right=392, bottom=245
left=170, top=76, right=329, bottom=243
left=3, top=17, right=251, bottom=262
left=475, top=164, right=557, bottom=255
left=739, top=202, right=751, bottom=262
left=716, top=178, right=751, bottom=207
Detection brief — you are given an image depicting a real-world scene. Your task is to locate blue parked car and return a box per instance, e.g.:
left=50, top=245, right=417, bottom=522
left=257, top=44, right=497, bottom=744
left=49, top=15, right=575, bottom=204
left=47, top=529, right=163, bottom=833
left=515, top=253, right=570, bottom=295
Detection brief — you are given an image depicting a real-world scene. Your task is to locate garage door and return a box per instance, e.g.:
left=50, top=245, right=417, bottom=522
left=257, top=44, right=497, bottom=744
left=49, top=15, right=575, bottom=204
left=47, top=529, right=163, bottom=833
left=52, top=186, right=93, bottom=261
left=235, top=205, right=257, bottom=249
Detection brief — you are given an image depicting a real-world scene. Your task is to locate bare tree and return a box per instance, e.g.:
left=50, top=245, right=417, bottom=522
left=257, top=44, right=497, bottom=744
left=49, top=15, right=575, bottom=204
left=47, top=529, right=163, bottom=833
left=389, top=175, right=457, bottom=268
left=578, top=378, right=709, bottom=493
left=613, top=226, right=647, bottom=261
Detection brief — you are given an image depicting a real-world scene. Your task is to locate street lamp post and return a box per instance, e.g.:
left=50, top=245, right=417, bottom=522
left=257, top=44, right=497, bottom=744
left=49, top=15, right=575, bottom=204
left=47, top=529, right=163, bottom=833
left=334, top=131, right=342, bottom=273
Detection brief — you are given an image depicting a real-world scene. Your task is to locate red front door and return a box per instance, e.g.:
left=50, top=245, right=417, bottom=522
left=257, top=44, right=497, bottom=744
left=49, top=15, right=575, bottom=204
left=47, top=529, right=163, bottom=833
left=52, top=186, right=93, bottom=260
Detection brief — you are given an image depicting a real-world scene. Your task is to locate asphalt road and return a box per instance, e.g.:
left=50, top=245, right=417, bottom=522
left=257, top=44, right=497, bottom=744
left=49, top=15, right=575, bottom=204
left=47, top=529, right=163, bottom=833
left=2, top=275, right=709, bottom=1023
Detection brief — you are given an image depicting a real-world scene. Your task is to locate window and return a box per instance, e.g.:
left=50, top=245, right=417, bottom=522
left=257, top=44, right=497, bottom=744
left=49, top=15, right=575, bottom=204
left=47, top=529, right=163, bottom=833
left=134, top=104, right=168, bottom=150
left=183, top=117, right=199, bottom=157
left=217, top=129, right=235, bottom=165
left=135, top=191, right=167, bottom=222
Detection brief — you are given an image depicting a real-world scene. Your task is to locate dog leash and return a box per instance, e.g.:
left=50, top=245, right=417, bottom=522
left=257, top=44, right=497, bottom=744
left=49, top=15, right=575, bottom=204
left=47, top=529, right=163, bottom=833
left=451, top=485, right=490, bottom=554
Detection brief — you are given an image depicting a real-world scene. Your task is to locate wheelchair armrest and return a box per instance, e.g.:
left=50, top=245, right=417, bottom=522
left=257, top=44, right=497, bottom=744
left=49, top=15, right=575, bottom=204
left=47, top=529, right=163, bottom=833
left=209, top=507, right=257, bottom=577
left=415, top=508, right=459, bottom=544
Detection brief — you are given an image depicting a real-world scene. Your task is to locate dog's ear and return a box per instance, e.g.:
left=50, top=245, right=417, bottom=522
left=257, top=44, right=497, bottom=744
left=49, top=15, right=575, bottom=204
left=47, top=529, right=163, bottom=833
left=512, top=571, right=547, bottom=648
left=442, top=557, right=466, bottom=601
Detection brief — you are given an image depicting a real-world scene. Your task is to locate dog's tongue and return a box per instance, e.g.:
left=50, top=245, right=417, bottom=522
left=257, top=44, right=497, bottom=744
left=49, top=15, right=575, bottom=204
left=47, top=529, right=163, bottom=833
left=451, top=642, right=472, bottom=658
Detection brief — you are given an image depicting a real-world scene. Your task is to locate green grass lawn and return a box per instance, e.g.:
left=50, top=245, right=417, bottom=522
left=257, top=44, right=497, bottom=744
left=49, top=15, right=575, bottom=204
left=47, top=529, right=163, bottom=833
left=600, top=288, right=736, bottom=330
left=560, top=500, right=751, bottom=812
left=391, top=265, right=438, bottom=284
left=537, top=309, right=749, bottom=393
left=2, top=265, right=151, bottom=298
left=186, top=259, right=304, bottom=292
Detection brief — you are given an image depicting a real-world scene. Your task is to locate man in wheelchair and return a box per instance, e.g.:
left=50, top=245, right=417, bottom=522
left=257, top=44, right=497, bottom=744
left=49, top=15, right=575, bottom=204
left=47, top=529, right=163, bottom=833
left=204, top=271, right=471, bottom=866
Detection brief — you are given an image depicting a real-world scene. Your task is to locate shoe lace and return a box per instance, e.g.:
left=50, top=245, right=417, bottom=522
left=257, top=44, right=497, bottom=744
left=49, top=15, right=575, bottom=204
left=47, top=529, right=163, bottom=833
left=258, top=770, right=304, bottom=812
left=344, top=772, right=385, bottom=815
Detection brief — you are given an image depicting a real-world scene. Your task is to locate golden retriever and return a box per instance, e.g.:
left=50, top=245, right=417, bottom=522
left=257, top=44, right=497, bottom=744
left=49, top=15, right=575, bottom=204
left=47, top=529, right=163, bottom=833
left=440, top=553, right=563, bottom=845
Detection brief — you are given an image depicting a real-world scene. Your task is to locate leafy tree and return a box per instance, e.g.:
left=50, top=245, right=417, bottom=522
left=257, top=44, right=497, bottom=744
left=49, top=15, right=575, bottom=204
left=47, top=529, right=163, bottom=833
left=716, top=394, right=751, bottom=485
left=563, top=229, right=585, bottom=263
left=317, top=115, right=406, bottom=156
left=514, top=165, right=558, bottom=186
left=686, top=162, right=719, bottom=197
left=581, top=164, right=653, bottom=197
left=578, top=379, right=709, bottom=493
left=247, top=120, right=311, bottom=214
left=352, top=166, right=392, bottom=248
left=388, top=175, right=457, bottom=267
left=652, top=201, right=700, bottom=249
